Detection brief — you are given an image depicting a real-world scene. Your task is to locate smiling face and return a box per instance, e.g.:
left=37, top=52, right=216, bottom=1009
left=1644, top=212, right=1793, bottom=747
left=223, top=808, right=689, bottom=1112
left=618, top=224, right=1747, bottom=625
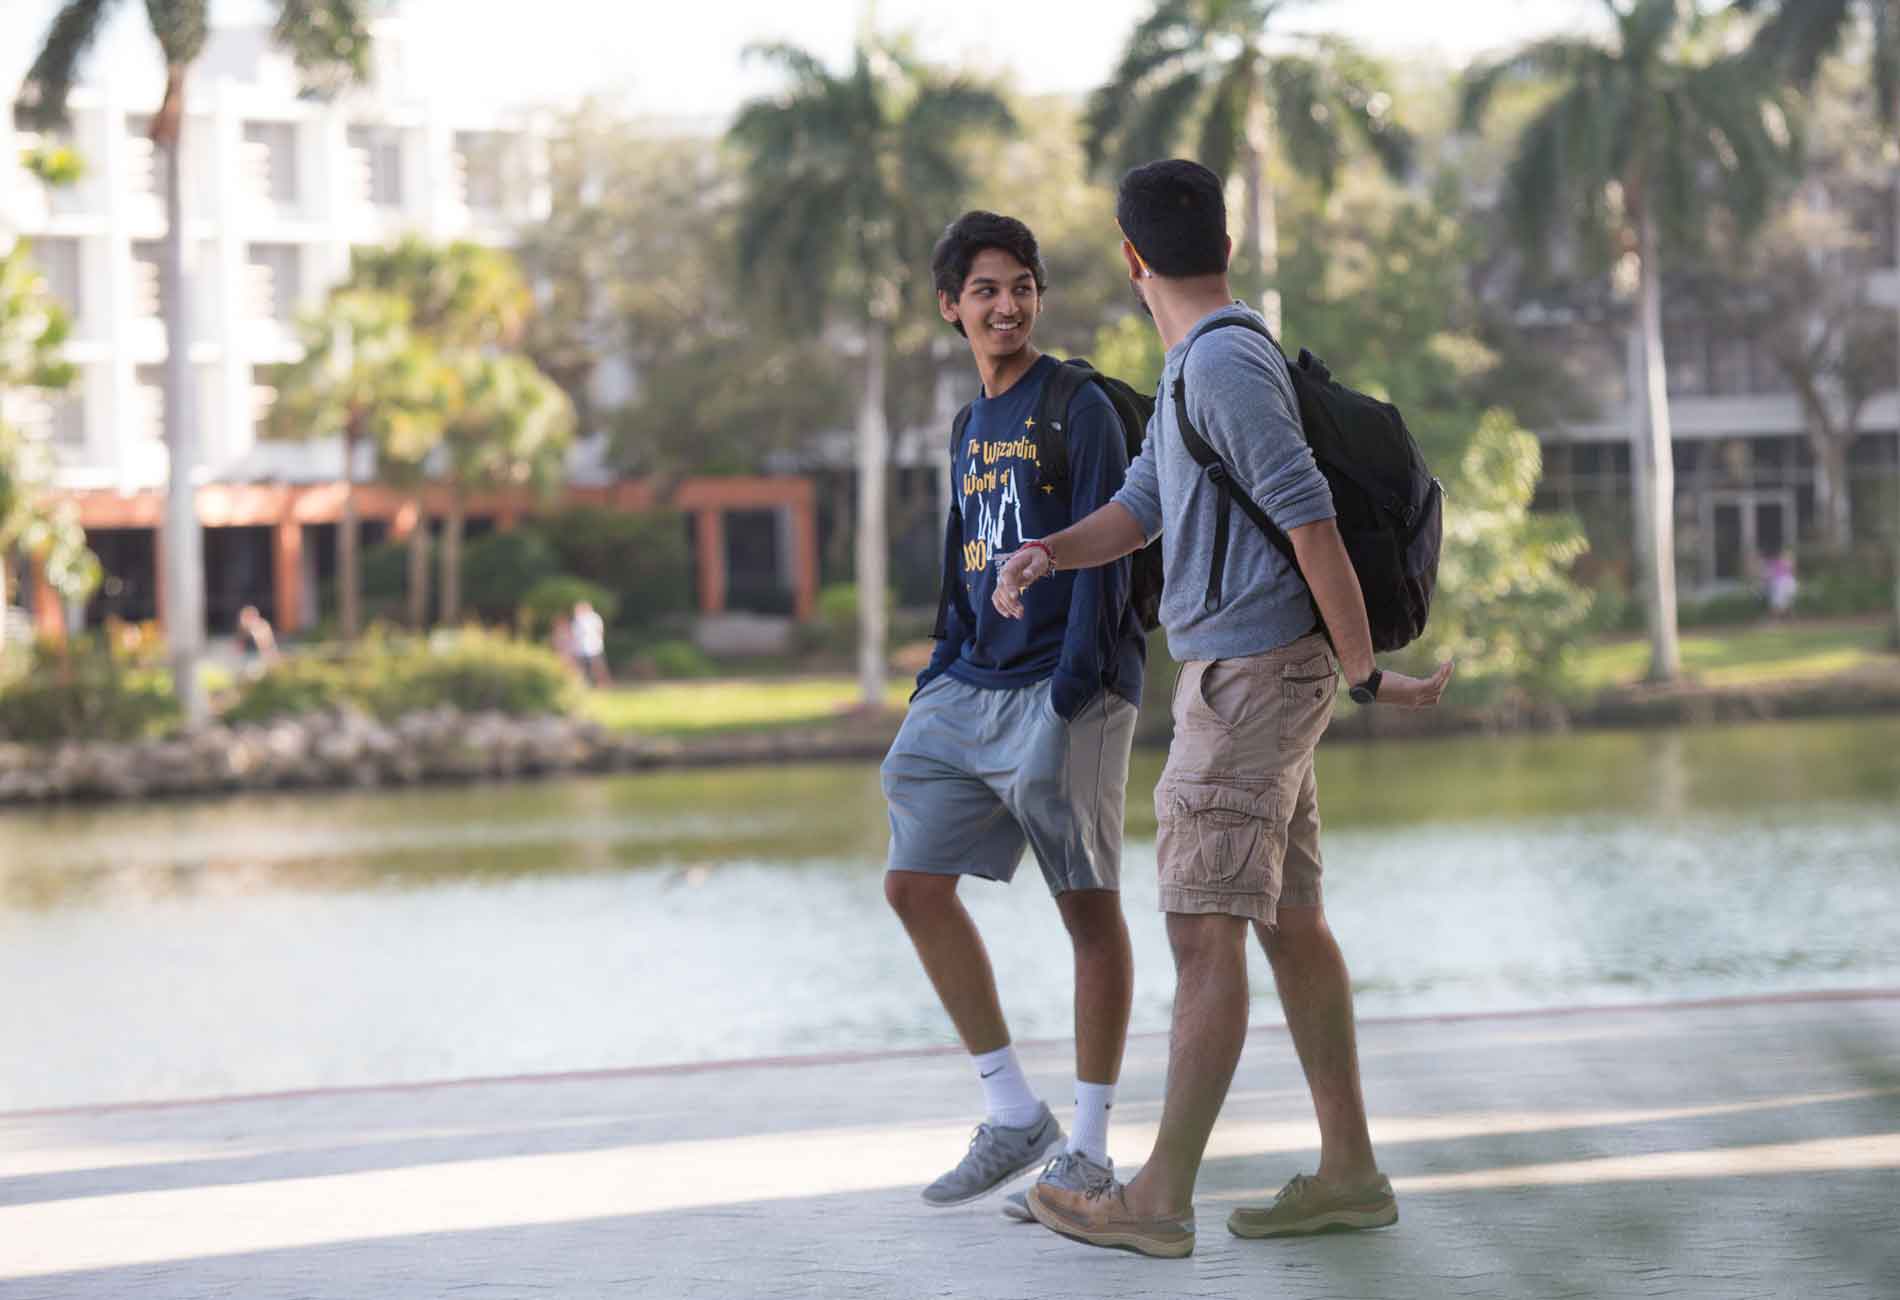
left=939, top=246, right=1041, bottom=364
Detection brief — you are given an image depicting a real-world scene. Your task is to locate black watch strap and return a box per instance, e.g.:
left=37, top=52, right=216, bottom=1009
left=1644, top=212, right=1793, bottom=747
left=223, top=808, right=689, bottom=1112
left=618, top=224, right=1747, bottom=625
left=1349, top=668, right=1383, bottom=705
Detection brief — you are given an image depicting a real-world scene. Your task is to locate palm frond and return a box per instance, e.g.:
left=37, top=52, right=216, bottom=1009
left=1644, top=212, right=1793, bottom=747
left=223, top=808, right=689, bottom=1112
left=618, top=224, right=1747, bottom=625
left=1085, top=0, right=1205, bottom=170
left=1268, top=55, right=1343, bottom=190
left=741, top=41, right=836, bottom=96
left=17, top=0, right=118, bottom=131
left=1113, top=66, right=1209, bottom=174
left=272, top=0, right=372, bottom=99
left=1306, top=34, right=1414, bottom=180
left=143, top=0, right=209, bottom=65
left=1197, top=59, right=1249, bottom=177
left=1459, top=39, right=1607, bottom=131
left=1738, top=0, right=1855, bottom=89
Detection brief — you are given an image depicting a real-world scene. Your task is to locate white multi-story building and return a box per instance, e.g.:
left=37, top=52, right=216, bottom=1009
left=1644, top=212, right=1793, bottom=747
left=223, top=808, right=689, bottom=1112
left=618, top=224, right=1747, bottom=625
left=0, top=17, right=550, bottom=633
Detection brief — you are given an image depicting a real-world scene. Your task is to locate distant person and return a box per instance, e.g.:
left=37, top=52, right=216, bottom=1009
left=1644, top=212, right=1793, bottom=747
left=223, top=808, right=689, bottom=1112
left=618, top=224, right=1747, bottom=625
left=1763, top=550, right=1797, bottom=617
left=234, top=605, right=279, bottom=672
left=880, top=211, right=1147, bottom=1219
left=570, top=600, right=608, bottom=686
left=994, top=160, right=1453, bottom=1258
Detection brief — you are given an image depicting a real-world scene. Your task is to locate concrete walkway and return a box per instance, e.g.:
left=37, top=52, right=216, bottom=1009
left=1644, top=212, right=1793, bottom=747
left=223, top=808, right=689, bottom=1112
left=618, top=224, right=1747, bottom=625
left=3, top=992, right=1897, bottom=1299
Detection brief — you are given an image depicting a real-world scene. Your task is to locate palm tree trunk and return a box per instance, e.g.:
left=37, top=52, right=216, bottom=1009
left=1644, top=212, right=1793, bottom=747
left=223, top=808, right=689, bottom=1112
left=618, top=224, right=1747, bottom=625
left=1636, top=210, right=1681, bottom=682
left=441, top=488, right=465, bottom=623
left=1242, top=112, right=1281, bottom=336
left=856, top=320, right=889, bottom=710
left=339, top=418, right=361, bottom=640
left=156, top=94, right=206, bottom=726
left=1625, top=323, right=1654, bottom=587
left=406, top=497, right=430, bottom=629
left=1891, top=155, right=1900, bottom=648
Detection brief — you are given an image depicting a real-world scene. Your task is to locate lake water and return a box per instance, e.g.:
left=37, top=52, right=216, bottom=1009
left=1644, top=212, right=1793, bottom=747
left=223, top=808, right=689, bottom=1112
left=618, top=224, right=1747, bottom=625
left=3, top=717, right=1898, bottom=1111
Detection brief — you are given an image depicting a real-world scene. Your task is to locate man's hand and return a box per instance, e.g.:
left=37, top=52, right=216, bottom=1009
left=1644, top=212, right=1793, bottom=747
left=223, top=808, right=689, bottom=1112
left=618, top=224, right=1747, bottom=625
left=992, top=545, right=1055, bottom=619
left=1373, top=659, right=1455, bottom=709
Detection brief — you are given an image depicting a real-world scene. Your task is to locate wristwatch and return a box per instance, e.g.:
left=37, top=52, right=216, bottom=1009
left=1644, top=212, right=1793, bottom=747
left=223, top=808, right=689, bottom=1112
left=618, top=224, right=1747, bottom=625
left=1348, top=668, right=1383, bottom=705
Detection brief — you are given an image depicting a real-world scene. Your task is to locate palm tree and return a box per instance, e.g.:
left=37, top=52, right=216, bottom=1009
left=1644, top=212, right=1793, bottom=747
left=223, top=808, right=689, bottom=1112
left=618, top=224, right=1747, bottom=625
left=18, top=0, right=370, bottom=724
left=1736, top=0, right=1900, bottom=641
left=1086, top=0, right=1414, bottom=334
left=264, top=289, right=439, bottom=640
left=436, top=354, right=574, bottom=623
left=340, top=239, right=533, bottom=627
left=728, top=40, right=1012, bottom=710
left=1462, top=0, right=1800, bottom=683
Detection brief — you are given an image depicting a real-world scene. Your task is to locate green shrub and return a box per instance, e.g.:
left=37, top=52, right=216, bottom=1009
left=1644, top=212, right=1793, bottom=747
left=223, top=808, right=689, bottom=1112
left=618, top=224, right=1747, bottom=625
left=224, top=658, right=354, bottom=724
left=360, top=629, right=574, bottom=718
left=518, top=574, right=618, bottom=635
left=813, top=583, right=893, bottom=655
left=460, top=530, right=561, bottom=622
left=1679, top=589, right=1766, bottom=628
left=1794, top=565, right=1893, bottom=618
left=640, top=638, right=715, bottom=679
left=533, top=507, right=694, bottom=620
left=0, top=648, right=176, bottom=743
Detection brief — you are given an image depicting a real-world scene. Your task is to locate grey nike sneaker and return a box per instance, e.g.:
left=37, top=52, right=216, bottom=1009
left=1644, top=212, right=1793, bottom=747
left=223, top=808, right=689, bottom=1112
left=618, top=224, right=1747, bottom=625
left=922, top=1103, right=1064, bottom=1207
left=1002, top=1149, right=1114, bottom=1222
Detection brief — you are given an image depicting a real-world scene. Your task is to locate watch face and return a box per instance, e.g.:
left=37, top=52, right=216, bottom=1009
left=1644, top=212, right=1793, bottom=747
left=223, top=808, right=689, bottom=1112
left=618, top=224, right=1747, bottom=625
left=1349, top=685, right=1375, bottom=705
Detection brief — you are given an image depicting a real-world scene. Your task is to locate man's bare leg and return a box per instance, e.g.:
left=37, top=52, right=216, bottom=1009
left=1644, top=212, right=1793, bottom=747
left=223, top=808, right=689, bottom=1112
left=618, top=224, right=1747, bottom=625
left=1256, top=906, right=1379, bottom=1186
left=885, top=870, right=1008, bottom=1053
left=1053, top=888, right=1134, bottom=1086
left=1121, top=912, right=1251, bottom=1218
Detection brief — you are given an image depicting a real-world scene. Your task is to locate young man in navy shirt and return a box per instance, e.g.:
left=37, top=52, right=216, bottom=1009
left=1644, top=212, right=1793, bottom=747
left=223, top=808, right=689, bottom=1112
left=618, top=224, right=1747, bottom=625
left=882, top=211, right=1146, bottom=1217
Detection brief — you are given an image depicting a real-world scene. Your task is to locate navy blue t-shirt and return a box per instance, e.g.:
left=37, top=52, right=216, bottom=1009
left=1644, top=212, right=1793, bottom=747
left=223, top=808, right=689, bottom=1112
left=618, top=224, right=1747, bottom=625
left=919, top=355, right=1146, bottom=719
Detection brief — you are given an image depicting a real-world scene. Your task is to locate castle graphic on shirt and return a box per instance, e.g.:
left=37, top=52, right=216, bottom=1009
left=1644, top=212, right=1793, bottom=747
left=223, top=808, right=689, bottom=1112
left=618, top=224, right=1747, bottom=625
left=959, top=423, right=1041, bottom=577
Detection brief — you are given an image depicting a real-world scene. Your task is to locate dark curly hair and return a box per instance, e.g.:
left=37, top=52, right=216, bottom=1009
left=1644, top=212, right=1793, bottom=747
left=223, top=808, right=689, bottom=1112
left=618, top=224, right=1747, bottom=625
left=1116, top=159, right=1229, bottom=278
left=930, top=211, right=1048, bottom=336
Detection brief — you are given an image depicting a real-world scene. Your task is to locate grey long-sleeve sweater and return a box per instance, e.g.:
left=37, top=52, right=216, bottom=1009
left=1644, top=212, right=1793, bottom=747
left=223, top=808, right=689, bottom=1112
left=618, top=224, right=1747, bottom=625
left=1111, top=302, right=1335, bottom=662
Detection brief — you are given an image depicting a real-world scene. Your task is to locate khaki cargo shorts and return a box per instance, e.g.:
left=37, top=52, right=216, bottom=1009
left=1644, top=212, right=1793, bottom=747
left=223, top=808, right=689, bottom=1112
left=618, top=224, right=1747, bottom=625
left=1155, top=631, right=1337, bottom=927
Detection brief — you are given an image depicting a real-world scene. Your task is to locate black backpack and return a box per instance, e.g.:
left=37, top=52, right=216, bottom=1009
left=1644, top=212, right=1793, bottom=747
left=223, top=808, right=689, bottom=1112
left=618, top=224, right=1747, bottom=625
left=1175, top=317, right=1442, bottom=652
left=932, top=359, right=1165, bottom=639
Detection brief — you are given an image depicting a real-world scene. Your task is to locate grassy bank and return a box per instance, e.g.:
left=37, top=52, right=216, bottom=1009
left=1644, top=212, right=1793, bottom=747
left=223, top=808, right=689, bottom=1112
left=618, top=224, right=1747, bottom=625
left=592, top=617, right=1897, bottom=739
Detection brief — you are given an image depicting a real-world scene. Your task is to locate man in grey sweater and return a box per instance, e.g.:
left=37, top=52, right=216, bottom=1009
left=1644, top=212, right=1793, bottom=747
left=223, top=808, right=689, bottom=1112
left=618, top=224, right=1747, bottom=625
left=994, top=159, right=1453, bottom=1259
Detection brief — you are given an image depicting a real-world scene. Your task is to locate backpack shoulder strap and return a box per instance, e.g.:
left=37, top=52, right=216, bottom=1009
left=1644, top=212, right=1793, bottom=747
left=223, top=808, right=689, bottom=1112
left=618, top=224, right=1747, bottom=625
left=1171, top=319, right=1301, bottom=613
left=932, top=403, right=975, bottom=640
left=1034, top=358, right=1095, bottom=489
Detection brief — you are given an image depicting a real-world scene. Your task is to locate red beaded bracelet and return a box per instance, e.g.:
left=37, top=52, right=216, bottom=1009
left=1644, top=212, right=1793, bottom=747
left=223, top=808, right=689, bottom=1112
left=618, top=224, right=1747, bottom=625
left=1020, top=540, right=1055, bottom=571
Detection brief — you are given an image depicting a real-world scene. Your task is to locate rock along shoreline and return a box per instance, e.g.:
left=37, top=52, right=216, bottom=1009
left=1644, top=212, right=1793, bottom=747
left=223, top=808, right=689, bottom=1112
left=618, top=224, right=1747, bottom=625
left=2, top=667, right=1896, bottom=808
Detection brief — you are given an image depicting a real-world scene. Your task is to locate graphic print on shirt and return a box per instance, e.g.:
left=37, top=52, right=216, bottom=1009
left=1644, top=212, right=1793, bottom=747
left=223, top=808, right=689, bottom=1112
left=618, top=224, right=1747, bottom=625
left=959, top=419, right=1041, bottom=578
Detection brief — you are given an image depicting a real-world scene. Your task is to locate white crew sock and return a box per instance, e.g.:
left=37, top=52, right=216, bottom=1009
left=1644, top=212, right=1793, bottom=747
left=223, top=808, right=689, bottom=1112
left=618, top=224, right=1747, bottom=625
left=1068, top=1080, right=1116, bottom=1164
left=973, top=1045, right=1043, bottom=1128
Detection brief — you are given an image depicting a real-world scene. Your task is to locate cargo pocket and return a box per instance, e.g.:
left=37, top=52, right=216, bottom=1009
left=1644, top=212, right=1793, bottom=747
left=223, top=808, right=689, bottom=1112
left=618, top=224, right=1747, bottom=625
left=1157, top=779, right=1278, bottom=892
left=1280, top=655, right=1337, bottom=748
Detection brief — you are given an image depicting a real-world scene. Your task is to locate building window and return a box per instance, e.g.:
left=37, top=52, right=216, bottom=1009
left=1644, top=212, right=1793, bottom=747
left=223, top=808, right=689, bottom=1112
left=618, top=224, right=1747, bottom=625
left=130, top=241, right=164, bottom=318
left=346, top=125, right=403, bottom=208
left=134, top=365, right=166, bottom=440
left=246, top=243, right=301, bottom=322
left=251, top=364, right=279, bottom=430
left=1702, top=489, right=1797, bottom=586
left=241, top=121, right=299, bottom=207
left=28, top=236, right=82, bottom=323
left=124, top=115, right=159, bottom=197
left=453, top=131, right=506, bottom=212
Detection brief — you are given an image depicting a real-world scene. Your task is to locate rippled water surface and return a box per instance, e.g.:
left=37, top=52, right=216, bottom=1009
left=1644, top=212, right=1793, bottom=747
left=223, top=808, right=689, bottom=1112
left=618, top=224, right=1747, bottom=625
left=4, top=717, right=1897, bottom=1109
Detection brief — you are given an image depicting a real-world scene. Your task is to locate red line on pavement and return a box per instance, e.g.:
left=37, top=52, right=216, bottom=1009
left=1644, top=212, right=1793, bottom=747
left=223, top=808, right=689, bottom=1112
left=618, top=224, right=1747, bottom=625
left=6, top=986, right=1896, bottom=1122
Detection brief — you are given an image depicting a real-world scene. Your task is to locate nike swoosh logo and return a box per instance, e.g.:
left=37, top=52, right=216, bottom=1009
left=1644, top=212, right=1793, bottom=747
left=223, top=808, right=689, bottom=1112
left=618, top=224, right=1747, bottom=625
left=1029, top=1121, right=1050, bottom=1144
left=980, top=1067, right=1002, bottom=1078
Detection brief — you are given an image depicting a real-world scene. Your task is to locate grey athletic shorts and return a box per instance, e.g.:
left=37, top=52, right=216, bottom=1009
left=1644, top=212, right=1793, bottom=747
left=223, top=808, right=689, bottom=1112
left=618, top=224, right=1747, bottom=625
left=881, top=675, right=1138, bottom=894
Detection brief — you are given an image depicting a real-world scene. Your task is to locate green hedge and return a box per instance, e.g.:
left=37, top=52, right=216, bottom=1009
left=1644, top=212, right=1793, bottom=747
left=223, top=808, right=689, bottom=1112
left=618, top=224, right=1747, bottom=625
left=226, top=630, right=576, bottom=723
left=0, top=651, right=176, bottom=743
